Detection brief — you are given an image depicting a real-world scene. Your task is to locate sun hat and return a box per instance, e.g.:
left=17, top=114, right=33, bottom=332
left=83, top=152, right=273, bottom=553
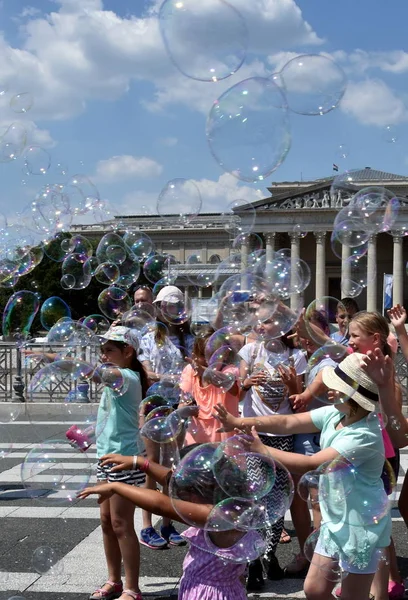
left=99, top=326, right=139, bottom=352
left=153, top=285, right=184, bottom=304
left=321, top=352, right=379, bottom=412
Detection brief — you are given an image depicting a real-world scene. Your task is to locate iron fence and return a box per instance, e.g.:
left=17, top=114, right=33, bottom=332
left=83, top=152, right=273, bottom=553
left=0, top=341, right=406, bottom=404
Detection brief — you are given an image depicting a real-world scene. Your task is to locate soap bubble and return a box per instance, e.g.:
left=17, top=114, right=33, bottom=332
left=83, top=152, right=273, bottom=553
left=350, top=187, right=399, bottom=233
left=64, top=235, right=94, bottom=258
left=43, top=233, right=71, bottom=262
left=140, top=411, right=183, bottom=443
left=106, top=244, right=127, bottom=265
left=93, top=363, right=129, bottom=396
left=0, top=123, right=27, bottom=162
left=161, top=297, right=192, bottom=325
left=159, top=0, right=248, bottom=82
left=40, top=297, right=71, bottom=330
left=305, top=297, right=341, bottom=343
left=0, top=402, right=22, bottom=424
left=115, top=256, right=141, bottom=289
left=157, top=179, right=202, bottom=225
left=207, top=77, right=291, bottom=183
left=32, top=546, right=63, bottom=576
left=252, top=298, right=301, bottom=340
left=202, top=364, right=237, bottom=392
left=94, top=262, right=120, bottom=285
left=342, top=254, right=374, bottom=298
left=140, top=395, right=172, bottom=419
left=24, top=146, right=51, bottom=175
left=2, top=290, right=41, bottom=343
left=82, top=314, right=110, bottom=335
left=144, top=253, right=176, bottom=284
left=298, top=470, right=320, bottom=503
left=336, top=144, right=349, bottom=159
left=280, top=54, right=347, bottom=116
left=212, top=443, right=276, bottom=500
left=60, top=274, right=75, bottom=289
left=383, top=124, right=398, bottom=143
left=21, top=440, right=92, bottom=503
left=304, top=528, right=344, bottom=582
left=123, top=231, right=154, bottom=260
left=221, top=199, right=256, bottom=235
left=63, top=174, right=100, bottom=214
left=96, top=233, right=128, bottom=264
left=10, top=92, right=33, bottom=113
left=98, top=286, right=132, bottom=320
left=61, top=253, right=92, bottom=290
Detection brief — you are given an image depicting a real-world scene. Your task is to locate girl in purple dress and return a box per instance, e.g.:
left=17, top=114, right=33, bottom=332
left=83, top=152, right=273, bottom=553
left=78, top=449, right=264, bottom=600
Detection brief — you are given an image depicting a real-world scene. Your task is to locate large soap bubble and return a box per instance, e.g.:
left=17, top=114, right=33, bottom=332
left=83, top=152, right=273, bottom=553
left=2, top=290, right=41, bottom=343
left=280, top=54, right=347, bottom=116
left=207, top=77, right=291, bottom=183
left=61, top=253, right=93, bottom=290
left=98, top=286, right=132, bottom=320
left=159, top=0, right=248, bottom=82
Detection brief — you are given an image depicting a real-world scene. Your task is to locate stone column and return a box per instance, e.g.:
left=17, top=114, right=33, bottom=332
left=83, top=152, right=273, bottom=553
left=366, top=235, right=377, bottom=312
left=184, top=286, right=189, bottom=305
left=179, top=242, right=185, bottom=263
left=241, top=238, right=249, bottom=272
left=198, top=287, right=203, bottom=299
left=392, top=232, right=404, bottom=306
left=265, top=232, right=276, bottom=280
left=341, top=242, right=351, bottom=298
left=314, top=232, right=326, bottom=299
left=289, top=232, right=300, bottom=310
left=201, top=243, right=207, bottom=264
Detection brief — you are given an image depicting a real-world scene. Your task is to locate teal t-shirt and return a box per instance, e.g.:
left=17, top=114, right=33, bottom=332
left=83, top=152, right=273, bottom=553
left=310, top=405, right=391, bottom=569
left=96, top=368, right=142, bottom=458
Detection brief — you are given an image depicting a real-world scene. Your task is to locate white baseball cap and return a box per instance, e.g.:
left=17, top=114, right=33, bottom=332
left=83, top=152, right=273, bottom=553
left=153, top=285, right=184, bottom=304
left=99, top=326, right=139, bottom=352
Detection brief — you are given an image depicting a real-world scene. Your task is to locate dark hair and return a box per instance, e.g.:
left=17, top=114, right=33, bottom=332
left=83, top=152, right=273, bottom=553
left=155, top=318, right=191, bottom=360
left=280, top=330, right=295, bottom=349
left=340, top=298, right=359, bottom=314
left=308, top=309, right=330, bottom=335
left=192, top=326, right=215, bottom=358
left=109, top=340, right=149, bottom=397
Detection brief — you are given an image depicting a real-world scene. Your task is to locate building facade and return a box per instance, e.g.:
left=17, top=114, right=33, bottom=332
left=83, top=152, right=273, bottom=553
left=73, top=168, right=408, bottom=311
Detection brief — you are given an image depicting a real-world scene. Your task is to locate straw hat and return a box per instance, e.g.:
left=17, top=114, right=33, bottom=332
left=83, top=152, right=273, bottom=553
left=321, top=352, right=379, bottom=412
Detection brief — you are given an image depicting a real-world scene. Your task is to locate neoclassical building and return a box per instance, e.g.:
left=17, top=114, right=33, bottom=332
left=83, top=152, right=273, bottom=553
left=73, top=168, right=408, bottom=312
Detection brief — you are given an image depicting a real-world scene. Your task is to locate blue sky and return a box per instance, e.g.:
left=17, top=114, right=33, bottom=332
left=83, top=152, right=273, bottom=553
left=0, top=0, right=408, bottom=223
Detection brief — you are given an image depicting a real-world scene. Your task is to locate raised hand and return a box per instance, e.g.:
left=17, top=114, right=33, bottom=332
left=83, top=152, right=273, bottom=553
left=213, top=404, right=239, bottom=432
left=360, top=348, right=394, bottom=386
left=388, top=305, right=407, bottom=330
left=289, top=393, right=309, bottom=412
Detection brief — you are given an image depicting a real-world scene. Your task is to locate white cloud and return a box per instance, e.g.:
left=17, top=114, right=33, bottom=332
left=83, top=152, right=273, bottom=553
left=19, top=6, right=42, bottom=18
left=340, top=79, right=408, bottom=126
left=119, top=173, right=263, bottom=215
left=94, top=155, right=163, bottom=182
left=0, top=0, right=322, bottom=122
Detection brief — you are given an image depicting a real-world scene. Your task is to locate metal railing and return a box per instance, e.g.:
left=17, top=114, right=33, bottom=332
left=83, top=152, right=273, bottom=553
left=0, top=341, right=407, bottom=404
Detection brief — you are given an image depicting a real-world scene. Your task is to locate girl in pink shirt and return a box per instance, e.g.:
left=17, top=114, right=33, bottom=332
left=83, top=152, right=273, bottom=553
left=179, top=328, right=240, bottom=445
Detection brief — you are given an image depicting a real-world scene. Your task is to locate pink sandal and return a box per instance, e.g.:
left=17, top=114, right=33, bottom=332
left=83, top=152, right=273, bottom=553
left=120, top=590, right=142, bottom=600
left=89, top=580, right=123, bottom=600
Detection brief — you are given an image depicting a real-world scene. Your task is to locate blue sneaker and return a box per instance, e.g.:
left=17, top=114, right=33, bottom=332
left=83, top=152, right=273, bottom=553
left=140, top=527, right=168, bottom=549
left=160, top=524, right=186, bottom=546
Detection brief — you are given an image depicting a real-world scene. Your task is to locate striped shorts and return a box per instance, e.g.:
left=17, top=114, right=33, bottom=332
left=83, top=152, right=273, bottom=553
left=96, top=460, right=146, bottom=487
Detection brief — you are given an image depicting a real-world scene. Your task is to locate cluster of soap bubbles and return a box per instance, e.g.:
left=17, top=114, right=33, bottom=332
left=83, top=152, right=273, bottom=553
left=167, top=437, right=293, bottom=562
left=329, top=171, right=401, bottom=298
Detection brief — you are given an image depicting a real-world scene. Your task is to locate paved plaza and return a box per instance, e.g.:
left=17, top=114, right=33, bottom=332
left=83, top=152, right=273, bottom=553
left=0, top=406, right=407, bottom=600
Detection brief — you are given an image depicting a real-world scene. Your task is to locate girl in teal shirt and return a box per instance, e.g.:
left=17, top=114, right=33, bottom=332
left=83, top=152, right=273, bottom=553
left=215, top=352, right=392, bottom=600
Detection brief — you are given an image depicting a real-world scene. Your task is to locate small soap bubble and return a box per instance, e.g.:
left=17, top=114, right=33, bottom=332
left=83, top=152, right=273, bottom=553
left=10, top=92, right=33, bottom=113
left=32, top=546, right=63, bottom=576
left=94, top=262, right=120, bottom=286
left=24, top=146, right=51, bottom=175
left=157, top=179, right=202, bottom=225
left=98, top=286, right=132, bottom=320
left=383, top=124, right=398, bottom=143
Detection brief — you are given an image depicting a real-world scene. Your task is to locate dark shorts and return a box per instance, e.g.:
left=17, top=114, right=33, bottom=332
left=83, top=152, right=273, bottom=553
left=96, top=460, right=146, bottom=487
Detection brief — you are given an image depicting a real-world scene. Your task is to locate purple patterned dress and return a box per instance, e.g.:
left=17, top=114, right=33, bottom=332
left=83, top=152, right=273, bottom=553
left=178, top=527, right=264, bottom=600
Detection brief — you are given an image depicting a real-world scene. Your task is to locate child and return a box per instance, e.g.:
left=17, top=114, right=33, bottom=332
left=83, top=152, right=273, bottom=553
left=330, top=298, right=359, bottom=345
left=238, top=314, right=307, bottom=582
left=78, top=448, right=264, bottom=600
left=178, top=327, right=240, bottom=444
left=214, top=352, right=392, bottom=600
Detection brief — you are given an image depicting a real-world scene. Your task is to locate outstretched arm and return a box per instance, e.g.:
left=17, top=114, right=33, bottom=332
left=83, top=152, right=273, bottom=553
left=77, top=483, right=212, bottom=527
left=214, top=403, right=319, bottom=435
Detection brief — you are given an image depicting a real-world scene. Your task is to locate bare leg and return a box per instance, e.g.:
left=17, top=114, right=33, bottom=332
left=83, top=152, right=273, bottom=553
left=369, top=546, right=390, bottom=600
left=290, top=474, right=312, bottom=553
left=110, top=493, right=141, bottom=594
left=388, top=537, right=403, bottom=583
left=141, top=437, right=169, bottom=529
left=304, top=553, right=374, bottom=600
left=99, top=486, right=122, bottom=590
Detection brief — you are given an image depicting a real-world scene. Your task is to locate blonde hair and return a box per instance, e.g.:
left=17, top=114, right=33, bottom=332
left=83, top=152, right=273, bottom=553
left=351, top=311, right=392, bottom=357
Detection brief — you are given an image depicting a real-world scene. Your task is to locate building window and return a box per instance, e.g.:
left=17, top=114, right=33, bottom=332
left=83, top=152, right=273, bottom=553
left=209, top=254, right=221, bottom=264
